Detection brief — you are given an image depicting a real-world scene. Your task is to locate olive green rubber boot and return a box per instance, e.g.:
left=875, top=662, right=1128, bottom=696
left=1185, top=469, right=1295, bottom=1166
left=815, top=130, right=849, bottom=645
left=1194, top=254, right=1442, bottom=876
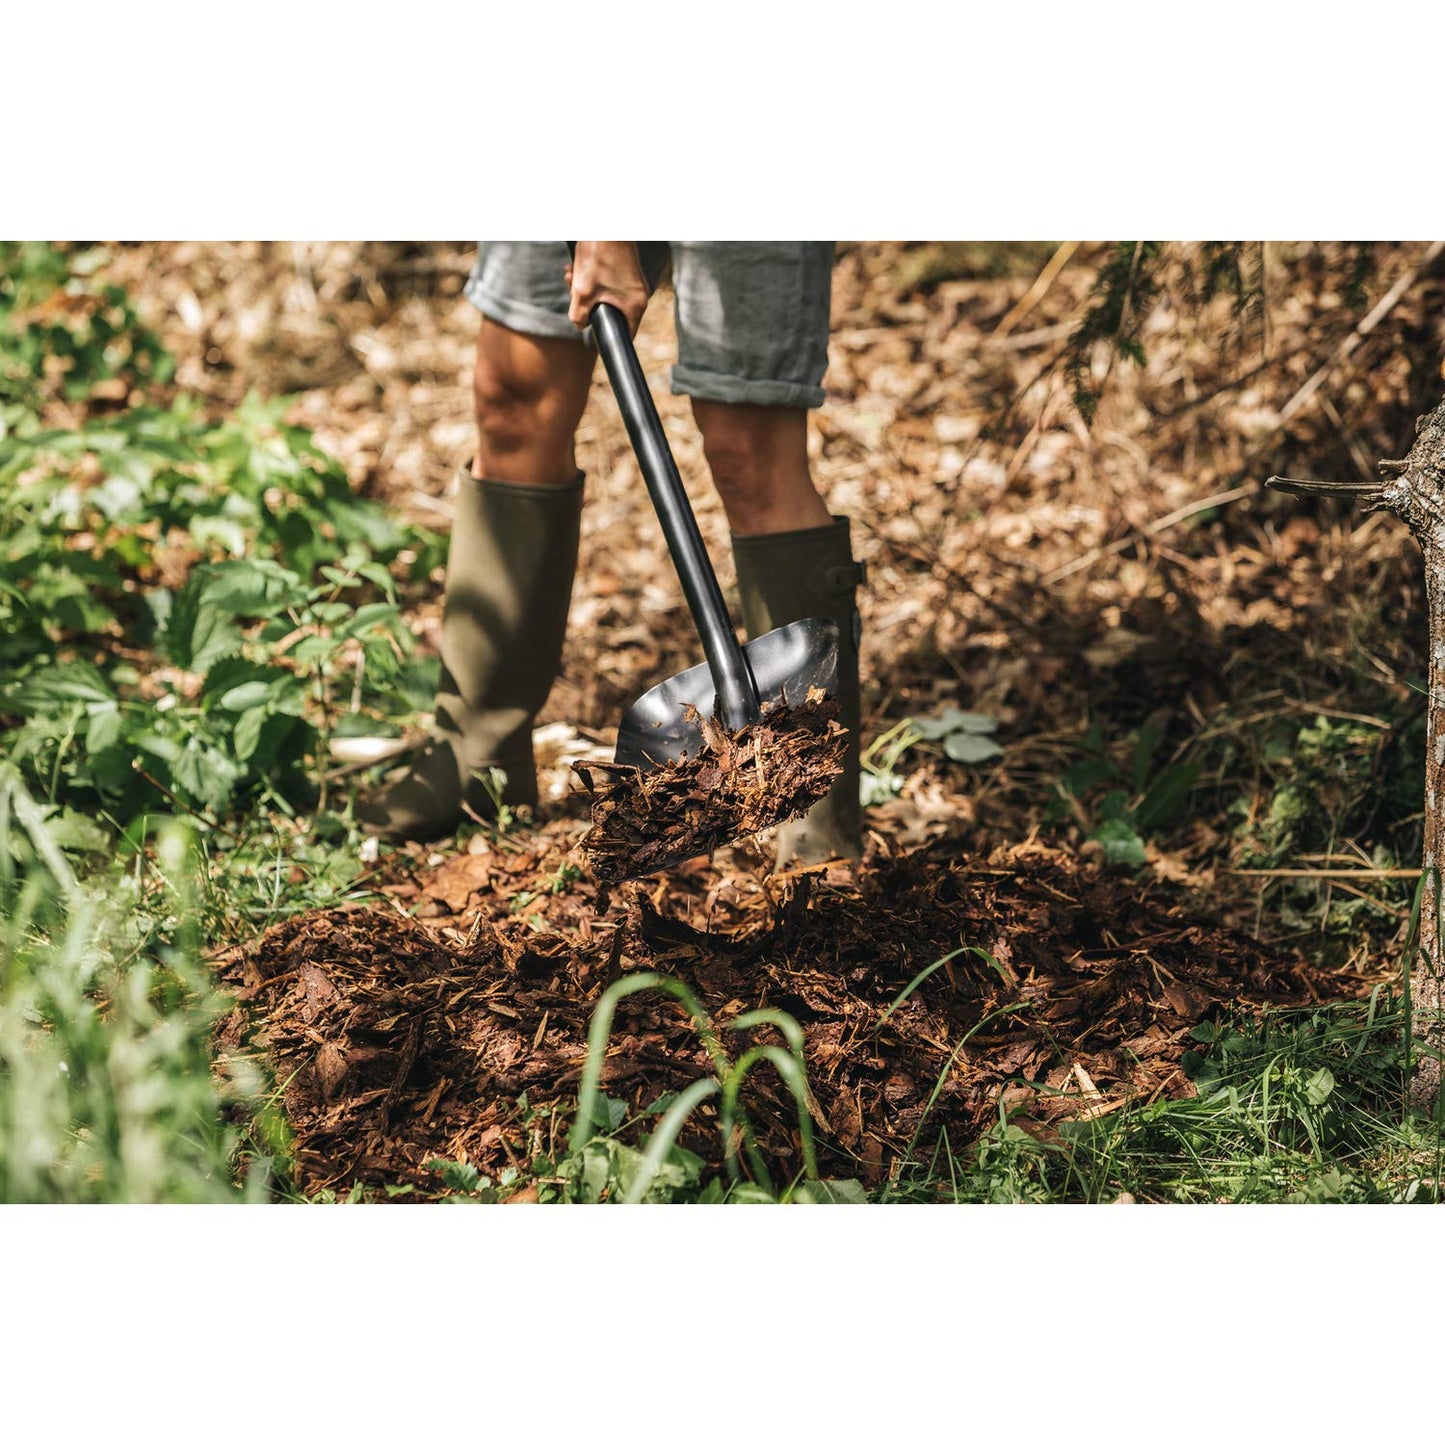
left=731, top=517, right=865, bottom=867
left=357, top=468, right=583, bottom=842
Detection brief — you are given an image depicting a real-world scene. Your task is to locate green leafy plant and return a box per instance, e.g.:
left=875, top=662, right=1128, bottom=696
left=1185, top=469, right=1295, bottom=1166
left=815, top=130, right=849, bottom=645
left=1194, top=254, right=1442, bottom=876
left=1, top=550, right=414, bottom=829
left=885, top=992, right=1437, bottom=1204
left=1049, top=718, right=1199, bottom=866
left=861, top=706, right=1003, bottom=806
left=0, top=242, right=174, bottom=416
left=1205, top=704, right=1425, bottom=950
left=0, top=249, right=443, bottom=839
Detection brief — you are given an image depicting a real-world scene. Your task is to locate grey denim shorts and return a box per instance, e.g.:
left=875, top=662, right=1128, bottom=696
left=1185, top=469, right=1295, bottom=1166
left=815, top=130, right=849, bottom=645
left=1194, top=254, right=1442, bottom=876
left=465, top=242, right=835, bottom=410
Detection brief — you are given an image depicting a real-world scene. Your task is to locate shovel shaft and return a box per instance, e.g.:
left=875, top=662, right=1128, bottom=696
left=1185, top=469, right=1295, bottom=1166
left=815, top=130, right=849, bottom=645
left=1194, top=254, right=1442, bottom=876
left=589, top=301, right=761, bottom=730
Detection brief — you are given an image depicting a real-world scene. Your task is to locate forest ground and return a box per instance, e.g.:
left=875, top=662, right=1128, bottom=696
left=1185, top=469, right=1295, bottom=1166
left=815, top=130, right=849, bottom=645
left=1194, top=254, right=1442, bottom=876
left=9, top=240, right=1445, bottom=1202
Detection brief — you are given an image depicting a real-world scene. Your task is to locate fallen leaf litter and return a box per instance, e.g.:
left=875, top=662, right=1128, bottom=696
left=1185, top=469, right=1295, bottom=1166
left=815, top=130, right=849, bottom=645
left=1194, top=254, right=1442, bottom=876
left=101, top=241, right=1431, bottom=1197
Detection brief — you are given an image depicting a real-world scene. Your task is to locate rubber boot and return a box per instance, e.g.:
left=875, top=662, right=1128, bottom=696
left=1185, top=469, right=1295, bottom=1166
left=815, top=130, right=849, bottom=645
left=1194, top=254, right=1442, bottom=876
left=731, top=517, right=865, bottom=866
left=357, top=468, right=583, bottom=841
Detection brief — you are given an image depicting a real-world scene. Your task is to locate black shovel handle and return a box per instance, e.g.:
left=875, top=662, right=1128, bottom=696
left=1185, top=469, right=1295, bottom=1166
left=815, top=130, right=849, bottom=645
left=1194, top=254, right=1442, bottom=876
left=587, top=299, right=762, bottom=730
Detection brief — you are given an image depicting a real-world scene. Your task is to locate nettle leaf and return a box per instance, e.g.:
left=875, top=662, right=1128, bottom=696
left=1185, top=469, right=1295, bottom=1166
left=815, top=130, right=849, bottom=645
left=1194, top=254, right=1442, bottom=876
left=287, top=634, right=338, bottom=666
left=425, top=1159, right=483, bottom=1194
left=188, top=515, right=249, bottom=557
left=587, top=1092, right=629, bottom=1132
left=131, top=729, right=181, bottom=767
left=943, top=732, right=1004, bottom=765
left=910, top=707, right=998, bottom=741
left=233, top=706, right=268, bottom=762
left=334, top=601, right=402, bottom=642
left=338, top=502, right=404, bottom=556
left=169, top=736, right=243, bottom=813
left=354, top=560, right=397, bottom=596
left=163, top=581, right=242, bottom=672
left=51, top=590, right=118, bottom=636
left=269, top=510, right=322, bottom=568
left=253, top=616, right=294, bottom=647
left=201, top=656, right=302, bottom=717
left=43, top=807, right=111, bottom=854
left=86, top=743, right=134, bottom=802
left=200, top=655, right=262, bottom=700
left=85, top=703, right=123, bottom=753
left=6, top=661, right=114, bottom=712
left=90, top=473, right=146, bottom=521
left=1305, top=1067, right=1336, bottom=1108
left=798, top=1178, right=869, bottom=1204
left=199, top=558, right=305, bottom=617
left=1091, top=817, right=1147, bottom=868
left=216, top=679, right=276, bottom=713
left=239, top=712, right=310, bottom=772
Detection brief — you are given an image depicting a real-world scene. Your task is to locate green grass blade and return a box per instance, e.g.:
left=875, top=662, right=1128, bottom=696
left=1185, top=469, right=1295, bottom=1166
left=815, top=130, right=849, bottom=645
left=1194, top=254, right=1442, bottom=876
left=570, top=972, right=719, bottom=1157
left=622, top=1078, right=721, bottom=1205
left=876, top=947, right=980, bottom=1030
left=720, top=1044, right=818, bottom=1189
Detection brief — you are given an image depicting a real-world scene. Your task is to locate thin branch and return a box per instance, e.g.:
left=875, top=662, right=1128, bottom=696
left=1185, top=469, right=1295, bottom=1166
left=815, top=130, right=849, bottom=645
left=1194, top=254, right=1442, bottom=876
left=1227, top=867, right=1421, bottom=880
left=130, top=759, right=244, bottom=842
left=993, top=242, right=1081, bottom=339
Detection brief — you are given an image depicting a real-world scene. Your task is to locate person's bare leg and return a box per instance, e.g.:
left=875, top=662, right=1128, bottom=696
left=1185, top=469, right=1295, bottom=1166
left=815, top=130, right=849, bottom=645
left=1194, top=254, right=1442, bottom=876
left=473, top=319, right=595, bottom=484
left=357, top=321, right=594, bottom=840
left=691, top=399, right=831, bottom=535
left=695, top=397, right=863, bottom=866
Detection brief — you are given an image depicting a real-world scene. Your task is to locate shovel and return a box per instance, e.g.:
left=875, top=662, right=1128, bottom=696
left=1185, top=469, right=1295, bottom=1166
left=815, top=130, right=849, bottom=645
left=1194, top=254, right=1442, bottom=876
left=585, top=299, right=840, bottom=768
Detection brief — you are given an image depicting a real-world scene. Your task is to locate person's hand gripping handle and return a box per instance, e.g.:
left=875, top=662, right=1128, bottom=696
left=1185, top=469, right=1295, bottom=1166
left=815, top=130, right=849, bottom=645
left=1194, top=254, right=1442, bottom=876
left=566, top=242, right=651, bottom=336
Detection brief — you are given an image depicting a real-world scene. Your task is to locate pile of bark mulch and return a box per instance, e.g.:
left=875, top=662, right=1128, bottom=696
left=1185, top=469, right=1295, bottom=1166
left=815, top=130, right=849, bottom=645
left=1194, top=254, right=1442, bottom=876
left=218, top=828, right=1346, bottom=1198
left=576, top=693, right=846, bottom=886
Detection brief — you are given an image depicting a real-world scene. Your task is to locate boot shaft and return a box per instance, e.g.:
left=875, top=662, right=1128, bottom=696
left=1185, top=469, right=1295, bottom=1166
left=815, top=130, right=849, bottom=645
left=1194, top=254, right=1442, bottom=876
left=358, top=468, right=583, bottom=840
left=438, top=469, right=584, bottom=724
left=732, top=516, right=865, bottom=864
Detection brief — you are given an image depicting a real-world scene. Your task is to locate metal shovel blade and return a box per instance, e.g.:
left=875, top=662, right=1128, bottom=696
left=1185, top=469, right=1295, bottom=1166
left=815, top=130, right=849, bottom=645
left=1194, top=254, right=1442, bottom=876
left=615, top=617, right=840, bottom=770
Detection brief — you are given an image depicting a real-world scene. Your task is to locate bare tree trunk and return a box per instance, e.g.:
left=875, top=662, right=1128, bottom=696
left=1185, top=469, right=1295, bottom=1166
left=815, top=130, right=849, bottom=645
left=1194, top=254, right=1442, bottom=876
left=1272, top=401, right=1445, bottom=1111
left=1414, top=551, right=1445, bottom=1109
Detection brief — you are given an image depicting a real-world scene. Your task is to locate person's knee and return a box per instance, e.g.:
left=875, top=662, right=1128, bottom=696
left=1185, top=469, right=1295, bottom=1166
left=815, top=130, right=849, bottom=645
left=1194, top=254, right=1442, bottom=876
left=695, top=399, right=825, bottom=533
left=472, top=351, right=564, bottom=465
left=472, top=324, right=591, bottom=482
left=697, top=403, right=798, bottom=505
left=700, top=427, right=768, bottom=512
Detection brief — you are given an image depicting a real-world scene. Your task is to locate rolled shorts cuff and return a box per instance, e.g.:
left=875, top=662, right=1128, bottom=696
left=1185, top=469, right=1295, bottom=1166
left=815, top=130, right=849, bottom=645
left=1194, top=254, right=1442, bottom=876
left=464, top=275, right=585, bottom=343
left=669, top=364, right=826, bottom=411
